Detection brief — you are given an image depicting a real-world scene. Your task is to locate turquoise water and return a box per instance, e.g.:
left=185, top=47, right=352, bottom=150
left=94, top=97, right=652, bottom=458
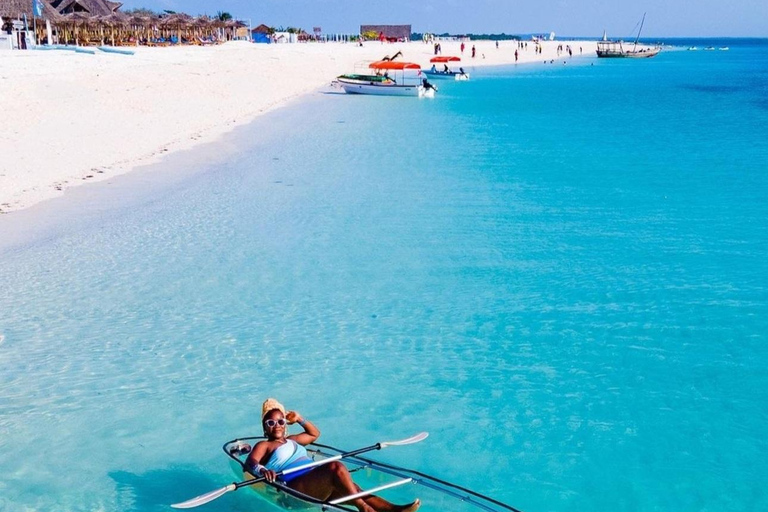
left=1, top=40, right=767, bottom=512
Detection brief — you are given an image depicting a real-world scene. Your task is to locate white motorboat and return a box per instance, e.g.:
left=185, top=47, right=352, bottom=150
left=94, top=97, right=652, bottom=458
left=336, top=61, right=436, bottom=97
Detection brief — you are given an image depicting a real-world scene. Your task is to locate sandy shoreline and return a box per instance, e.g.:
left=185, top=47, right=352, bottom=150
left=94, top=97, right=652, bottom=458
left=0, top=39, right=597, bottom=213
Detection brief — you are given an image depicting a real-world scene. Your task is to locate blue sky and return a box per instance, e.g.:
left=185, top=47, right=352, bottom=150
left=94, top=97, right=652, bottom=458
left=119, top=0, right=767, bottom=37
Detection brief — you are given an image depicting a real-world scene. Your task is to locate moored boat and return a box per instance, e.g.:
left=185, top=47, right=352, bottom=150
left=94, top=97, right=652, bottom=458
left=336, top=61, right=436, bottom=97
left=596, top=13, right=660, bottom=58
left=596, top=40, right=660, bottom=58
left=423, top=56, right=470, bottom=80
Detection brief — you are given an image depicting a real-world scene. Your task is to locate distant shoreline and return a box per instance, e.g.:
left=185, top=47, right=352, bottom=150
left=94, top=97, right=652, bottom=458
left=0, top=39, right=597, bottom=214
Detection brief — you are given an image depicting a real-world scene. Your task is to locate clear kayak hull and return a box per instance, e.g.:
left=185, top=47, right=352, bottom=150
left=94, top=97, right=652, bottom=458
left=223, top=438, right=522, bottom=512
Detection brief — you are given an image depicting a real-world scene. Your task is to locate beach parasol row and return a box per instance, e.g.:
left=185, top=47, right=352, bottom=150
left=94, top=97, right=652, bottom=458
left=0, top=0, right=247, bottom=47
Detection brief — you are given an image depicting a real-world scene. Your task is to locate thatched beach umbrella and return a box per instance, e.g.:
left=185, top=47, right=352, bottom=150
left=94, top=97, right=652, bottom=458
left=192, top=15, right=215, bottom=39
left=96, top=12, right=128, bottom=45
left=159, top=12, right=192, bottom=42
left=126, top=13, right=161, bottom=44
left=61, top=11, right=94, bottom=45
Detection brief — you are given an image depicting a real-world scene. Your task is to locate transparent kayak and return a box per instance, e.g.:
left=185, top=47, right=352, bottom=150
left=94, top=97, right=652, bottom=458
left=223, top=437, right=522, bottom=512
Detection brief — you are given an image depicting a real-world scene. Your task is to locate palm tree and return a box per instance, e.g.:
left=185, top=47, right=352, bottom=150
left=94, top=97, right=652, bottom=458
left=216, top=11, right=233, bottom=21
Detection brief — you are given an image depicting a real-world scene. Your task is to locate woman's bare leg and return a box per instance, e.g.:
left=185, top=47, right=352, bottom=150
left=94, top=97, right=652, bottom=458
left=289, top=461, right=374, bottom=512
left=290, top=462, right=420, bottom=512
left=362, top=496, right=421, bottom=512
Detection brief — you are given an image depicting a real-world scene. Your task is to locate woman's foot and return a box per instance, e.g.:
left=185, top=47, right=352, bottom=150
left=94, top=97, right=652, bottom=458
left=399, top=499, right=421, bottom=512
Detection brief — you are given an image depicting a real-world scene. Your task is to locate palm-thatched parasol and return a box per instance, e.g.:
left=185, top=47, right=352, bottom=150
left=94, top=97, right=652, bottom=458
left=191, top=15, right=215, bottom=40
left=159, top=12, right=193, bottom=42
left=59, top=11, right=96, bottom=44
left=96, top=12, right=128, bottom=45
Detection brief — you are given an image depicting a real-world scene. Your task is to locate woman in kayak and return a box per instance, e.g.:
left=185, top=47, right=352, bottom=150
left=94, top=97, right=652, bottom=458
left=246, top=398, right=420, bottom=512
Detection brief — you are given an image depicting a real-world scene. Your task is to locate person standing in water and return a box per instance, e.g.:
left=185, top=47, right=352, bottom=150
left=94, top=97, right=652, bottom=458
left=246, top=399, right=421, bottom=512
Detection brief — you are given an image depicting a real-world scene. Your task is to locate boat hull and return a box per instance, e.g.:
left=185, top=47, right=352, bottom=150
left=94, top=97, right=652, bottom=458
left=423, top=70, right=470, bottom=80
left=338, top=80, right=432, bottom=97
left=222, top=437, right=521, bottom=512
left=597, top=48, right=660, bottom=58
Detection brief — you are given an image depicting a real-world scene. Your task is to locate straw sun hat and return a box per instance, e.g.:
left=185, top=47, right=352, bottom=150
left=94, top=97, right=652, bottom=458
left=262, top=398, right=286, bottom=421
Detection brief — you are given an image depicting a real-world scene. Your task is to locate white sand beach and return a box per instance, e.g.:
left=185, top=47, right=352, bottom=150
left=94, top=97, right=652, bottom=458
left=0, top=39, right=596, bottom=213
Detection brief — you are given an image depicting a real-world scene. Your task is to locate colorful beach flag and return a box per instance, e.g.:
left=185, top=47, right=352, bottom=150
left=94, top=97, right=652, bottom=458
left=32, top=0, right=44, bottom=17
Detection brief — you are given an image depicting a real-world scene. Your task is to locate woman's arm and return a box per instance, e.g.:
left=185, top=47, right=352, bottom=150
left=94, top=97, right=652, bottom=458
left=286, top=410, right=320, bottom=445
left=245, top=441, right=278, bottom=482
left=245, top=440, right=269, bottom=468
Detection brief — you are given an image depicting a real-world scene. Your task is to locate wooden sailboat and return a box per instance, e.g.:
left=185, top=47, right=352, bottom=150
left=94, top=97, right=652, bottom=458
left=597, top=13, right=661, bottom=58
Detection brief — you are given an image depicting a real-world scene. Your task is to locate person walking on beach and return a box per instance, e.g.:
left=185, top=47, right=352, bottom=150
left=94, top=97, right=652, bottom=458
left=514, top=49, right=518, bottom=62
left=460, top=42, right=465, bottom=54
left=471, top=45, right=476, bottom=58
left=495, top=40, right=499, bottom=49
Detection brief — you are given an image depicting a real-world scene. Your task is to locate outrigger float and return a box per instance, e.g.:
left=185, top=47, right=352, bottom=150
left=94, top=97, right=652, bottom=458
left=171, top=432, right=523, bottom=512
left=423, top=56, right=470, bottom=80
left=336, top=61, right=437, bottom=97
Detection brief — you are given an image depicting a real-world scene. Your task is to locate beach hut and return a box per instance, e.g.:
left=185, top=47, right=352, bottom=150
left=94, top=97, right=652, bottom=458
left=51, top=0, right=119, bottom=15
left=1, top=0, right=64, bottom=47
left=360, top=24, right=411, bottom=42
left=251, top=23, right=271, bottom=43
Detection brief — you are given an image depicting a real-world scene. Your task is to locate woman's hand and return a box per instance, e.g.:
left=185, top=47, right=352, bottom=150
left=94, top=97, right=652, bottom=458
left=285, top=411, right=303, bottom=425
left=260, top=468, right=278, bottom=483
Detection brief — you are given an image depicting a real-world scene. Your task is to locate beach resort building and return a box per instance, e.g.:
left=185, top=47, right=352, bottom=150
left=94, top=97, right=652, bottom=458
left=360, top=24, right=411, bottom=42
left=50, top=0, right=121, bottom=15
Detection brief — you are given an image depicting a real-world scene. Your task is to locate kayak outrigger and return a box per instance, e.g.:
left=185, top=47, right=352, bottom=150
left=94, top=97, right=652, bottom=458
left=423, top=56, right=470, bottom=81
left=171, top=432, right=523, bottom=512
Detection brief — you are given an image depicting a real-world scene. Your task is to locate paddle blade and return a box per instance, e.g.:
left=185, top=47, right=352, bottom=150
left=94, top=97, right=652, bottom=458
left=380, top=431, right=429, bottom=448
left=171, top=483, right=236, bottom=509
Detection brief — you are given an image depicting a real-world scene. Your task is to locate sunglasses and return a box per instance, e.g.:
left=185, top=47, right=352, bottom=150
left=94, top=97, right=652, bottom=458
left=263, top=418, right=287, bottom=428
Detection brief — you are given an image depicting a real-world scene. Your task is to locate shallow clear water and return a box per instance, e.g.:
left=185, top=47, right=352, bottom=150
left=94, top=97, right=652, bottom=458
left=1, top=39, right=767, bottom=512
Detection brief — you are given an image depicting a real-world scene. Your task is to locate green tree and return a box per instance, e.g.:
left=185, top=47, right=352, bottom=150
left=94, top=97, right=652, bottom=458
left=217, top=11, right=233, bottom=21
left=123, top=7, right=158, bottom=16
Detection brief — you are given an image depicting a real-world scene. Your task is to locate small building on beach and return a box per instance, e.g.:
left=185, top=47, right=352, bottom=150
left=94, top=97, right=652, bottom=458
left=1, top=0, right=63, bottom=49
left=360, top=24, right=411, bottom=42
left=251, top=23, right=271, bottom=43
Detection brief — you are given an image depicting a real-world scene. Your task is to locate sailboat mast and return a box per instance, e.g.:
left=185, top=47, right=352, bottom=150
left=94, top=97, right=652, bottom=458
left=634, top=12, right=646, bottom=50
